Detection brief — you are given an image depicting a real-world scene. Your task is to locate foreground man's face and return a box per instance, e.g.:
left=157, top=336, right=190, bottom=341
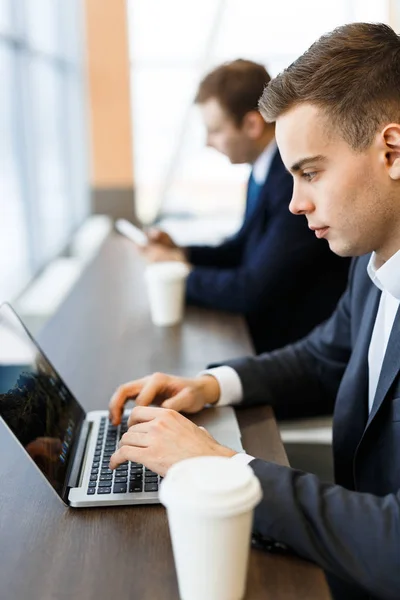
left=276, top=103, right=398, bottom=260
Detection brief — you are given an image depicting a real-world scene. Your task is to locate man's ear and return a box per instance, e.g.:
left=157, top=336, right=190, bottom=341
left=382, top=124, right=400, bottom=180
left=242, top=111, right=265, bottom=139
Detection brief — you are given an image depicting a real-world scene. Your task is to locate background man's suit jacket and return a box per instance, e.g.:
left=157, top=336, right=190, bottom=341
left=185, top=149, right=351, bottom=353
left=219, top=254, right=400, bottom=599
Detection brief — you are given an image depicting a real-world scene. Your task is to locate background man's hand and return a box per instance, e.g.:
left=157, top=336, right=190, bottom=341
left=141, top=243, right=189, bottom=264
left=109, top=406, right=236, bottom=476
left=109, top=372, right=220, bottom=425
left=146, top=228, right=178, bottom=249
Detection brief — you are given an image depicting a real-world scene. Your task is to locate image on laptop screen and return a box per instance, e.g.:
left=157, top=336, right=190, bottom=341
left=0, top=303, right=85, bottom=495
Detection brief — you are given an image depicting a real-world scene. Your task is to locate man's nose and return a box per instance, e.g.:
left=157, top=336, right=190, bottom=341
left=289, top=188, right=314, bottom=215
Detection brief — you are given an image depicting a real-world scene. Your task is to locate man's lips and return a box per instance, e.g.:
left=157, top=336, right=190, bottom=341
left=309, top=225, right=329, bottom=239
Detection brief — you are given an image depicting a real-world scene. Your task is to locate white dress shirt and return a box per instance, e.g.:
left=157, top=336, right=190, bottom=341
left=367, top=250, right=400, bottom=411
left=201, top=249, right=400, bottom=465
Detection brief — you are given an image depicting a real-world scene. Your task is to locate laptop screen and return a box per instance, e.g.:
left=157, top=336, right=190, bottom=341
left=0, top=303, right=85, bottom=496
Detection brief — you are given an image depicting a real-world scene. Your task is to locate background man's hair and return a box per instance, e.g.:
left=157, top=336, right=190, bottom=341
left=259, top=22, right=400, bottom=150
left=195, top=59, right=271, bottom=126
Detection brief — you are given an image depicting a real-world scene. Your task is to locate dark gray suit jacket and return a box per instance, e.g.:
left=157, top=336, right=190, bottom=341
left=221, top=254, right=400, bottom=599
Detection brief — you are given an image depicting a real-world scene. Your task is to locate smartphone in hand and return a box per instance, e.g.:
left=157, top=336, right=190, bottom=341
left=115, top=219, right=148, bottom=247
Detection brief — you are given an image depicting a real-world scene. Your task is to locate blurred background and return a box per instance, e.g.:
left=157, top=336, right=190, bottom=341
left=1, top=0, right=400, bottom=330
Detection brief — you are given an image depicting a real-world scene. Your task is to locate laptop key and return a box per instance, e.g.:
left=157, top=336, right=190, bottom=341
left=90, top=474, right=98, bottom=481
left=88, top=481, right=97, bottom=488
left=129, top=482, right=142, bottom=493
left=144, top=483, right=158, bottom=492
left=87, top=488, right=96, bottom=495
left=113, top=483, right=127, bottom=493
left=97, top=487, right=111, bottom=494
left=114, top=475, right=127, bottom=482
left=98, top=480, right=113, bottom=487
left=100, top=474, right=113, bottom=481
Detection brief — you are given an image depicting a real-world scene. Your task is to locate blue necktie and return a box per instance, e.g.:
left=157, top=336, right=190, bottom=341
left=245, top=171, right=261, bottom=220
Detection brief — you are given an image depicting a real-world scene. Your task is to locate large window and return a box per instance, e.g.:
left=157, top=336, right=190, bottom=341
left=127, top=0, right=390, bottom=227
left=0, top=0, right=89, bottom=302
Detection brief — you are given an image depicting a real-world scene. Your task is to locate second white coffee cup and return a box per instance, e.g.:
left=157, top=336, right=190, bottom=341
left=159, top=456, right=262, bottom=600
left=145, top=261, right=190, bottom=326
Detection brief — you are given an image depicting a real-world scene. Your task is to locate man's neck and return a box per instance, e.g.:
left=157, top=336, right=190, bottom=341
left=250, top=128, right=275, bottom=164
left=375, top=230, right=400, bottom=266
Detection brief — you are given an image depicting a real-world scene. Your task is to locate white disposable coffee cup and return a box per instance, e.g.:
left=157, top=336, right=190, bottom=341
left=159, top=456, right=262, bottom=600
left=145, top=261, right=190, bottom=326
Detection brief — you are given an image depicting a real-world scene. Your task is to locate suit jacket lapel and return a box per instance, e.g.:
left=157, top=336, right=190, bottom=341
left=366, top=304, right=400, bottom=428
left=333, top=285, right=380, bottom=487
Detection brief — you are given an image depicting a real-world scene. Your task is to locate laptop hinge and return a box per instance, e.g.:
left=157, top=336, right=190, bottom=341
left=66, top=420, right=92, bottom=492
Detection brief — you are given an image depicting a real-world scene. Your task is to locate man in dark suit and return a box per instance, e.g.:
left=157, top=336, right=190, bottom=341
left=109, top=24, right=400, bottom=599
left=142, top=59, right=350, bottom=353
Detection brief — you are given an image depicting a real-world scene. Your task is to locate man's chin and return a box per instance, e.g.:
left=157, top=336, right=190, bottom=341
left=328, top=239, right=365, bottom=258
left=327, top=238, right=353, bottom=258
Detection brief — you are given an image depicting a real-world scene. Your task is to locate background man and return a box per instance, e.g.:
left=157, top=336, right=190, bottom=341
left=142, top=59, right=350, bottom=354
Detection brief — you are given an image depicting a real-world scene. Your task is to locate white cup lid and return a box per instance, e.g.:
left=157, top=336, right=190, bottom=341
left=159, top=456, right=262, bottom=517
left=145, top=261, right=190, bottom=281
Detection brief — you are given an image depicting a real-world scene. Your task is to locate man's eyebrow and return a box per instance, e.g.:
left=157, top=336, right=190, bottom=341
left=290, top=155, right=326, bottom=173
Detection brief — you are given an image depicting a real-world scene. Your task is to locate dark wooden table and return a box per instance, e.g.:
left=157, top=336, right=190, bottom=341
left=0, top=234, right=331, bottom=599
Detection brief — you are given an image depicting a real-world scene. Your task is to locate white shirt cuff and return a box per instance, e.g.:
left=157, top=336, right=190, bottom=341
left=230, top=452, right=255, bottom=466
left=198, top=366, right=243, bottom=406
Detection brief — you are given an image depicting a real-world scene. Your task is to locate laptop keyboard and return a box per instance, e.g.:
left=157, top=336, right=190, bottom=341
left=86, top=416, right=161, bottom=495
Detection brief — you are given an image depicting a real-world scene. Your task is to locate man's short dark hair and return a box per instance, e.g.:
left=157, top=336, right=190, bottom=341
left=259, top=22, right=400, bottom=150
left=195, top=59, right=271, bottom=126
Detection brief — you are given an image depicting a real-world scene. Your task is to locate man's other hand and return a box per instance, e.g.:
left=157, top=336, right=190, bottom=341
left=108, top=373, right=221, bottom=426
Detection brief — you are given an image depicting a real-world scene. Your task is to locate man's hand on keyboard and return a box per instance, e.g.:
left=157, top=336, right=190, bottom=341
left=108, top=373, right=220, bottom=426
left=109, top=406, right=236, bottom=476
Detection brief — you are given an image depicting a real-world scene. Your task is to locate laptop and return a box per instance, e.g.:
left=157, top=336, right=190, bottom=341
left=0, top=302, right=244, bottom=508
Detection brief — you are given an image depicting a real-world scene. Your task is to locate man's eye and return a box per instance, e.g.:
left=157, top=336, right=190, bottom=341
left=302, top=172, right=317, bottom=181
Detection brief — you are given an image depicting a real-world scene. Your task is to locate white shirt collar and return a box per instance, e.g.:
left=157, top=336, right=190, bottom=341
left=367, top=249, right=400, bottom=300
left=252, top=139, right=277, bottom=185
